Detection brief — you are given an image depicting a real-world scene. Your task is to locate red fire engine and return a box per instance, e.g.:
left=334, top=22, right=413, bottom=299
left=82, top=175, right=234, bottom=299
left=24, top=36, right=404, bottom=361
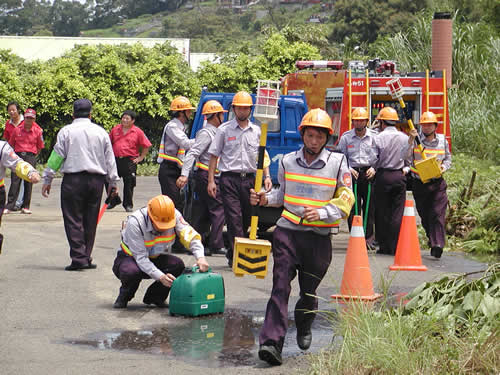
left=282, top=59, right=451, bottom=148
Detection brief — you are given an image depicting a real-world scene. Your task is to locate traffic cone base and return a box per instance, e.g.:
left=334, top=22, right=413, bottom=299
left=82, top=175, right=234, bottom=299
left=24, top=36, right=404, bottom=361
left=331, top=216, right=382, bottom=302
left=390, top=200, right=428, bottom=272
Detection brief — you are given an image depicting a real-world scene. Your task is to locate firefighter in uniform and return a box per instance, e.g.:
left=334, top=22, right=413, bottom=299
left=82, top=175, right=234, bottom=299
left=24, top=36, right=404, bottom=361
left=337, top=107, right=377, bottom=249
left=207, top=91, right=272, bottom=266
left=408, top=111, right=451, bottom=258
left=250, top=109, right=354, bottom=366
left=373, top=106, right=410, bottom=255
left=158, top=96, right=196, bottom=253
left=42, top=99, right=120, bottom=270
left=0, top=140, right=40, bottom=252
left=111, top=194, right=209, bottom=309
left=176, top=100, right=227, bottom=256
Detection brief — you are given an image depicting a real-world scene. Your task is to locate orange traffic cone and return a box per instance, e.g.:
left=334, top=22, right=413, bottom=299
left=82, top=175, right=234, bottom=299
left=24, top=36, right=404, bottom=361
left=331, top=215, right=381, bottom=302
left=389, top=200, right=428, bottom=271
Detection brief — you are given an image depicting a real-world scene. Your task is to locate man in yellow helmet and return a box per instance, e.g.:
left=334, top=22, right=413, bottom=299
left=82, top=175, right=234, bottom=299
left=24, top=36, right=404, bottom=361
left=176, top=100, right=227, bottom=256
left=111, top=194, right=209, bottom=309
left=373, top=106, right=411, bottom=255
left=207, top=91, right=272, bottom=266
left=250, top=108, right=354, bottom=366
left=337, top=107, right=378, bottom=249
left=157, top=96, right=196, bottom=253
left=407, top=112, right=451, bottom=258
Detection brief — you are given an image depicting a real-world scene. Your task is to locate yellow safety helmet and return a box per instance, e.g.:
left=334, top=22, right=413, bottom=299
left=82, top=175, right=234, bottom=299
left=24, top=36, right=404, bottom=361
left=352, top=107, right=369, bottom=120
left=376, top=106, right=399, bottom=122
left=419, top=111, right=438, bottom=125
left=170, top=96, right=196, bottom=111
left=232, top=91, right=253, bottom=107
left=298, top=108, right=333, bottom=135
left=202, top=100, right=227, bottom=115
left=147, top=195, right=176, bottom=231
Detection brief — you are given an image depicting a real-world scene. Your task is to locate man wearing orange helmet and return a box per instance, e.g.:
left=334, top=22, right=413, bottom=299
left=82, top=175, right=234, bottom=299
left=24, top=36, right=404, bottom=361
left=176, top=100, right=227, bottom=256
left=407, top=112, right=451, bottom=258
left=250, top=108, right=354, bottom=366
left=157, top=96, right=196, bottom=253
left=111, top=194, right=209, bottom=309
left=337, top=107, right=378, bottom=249
left=373, top=106, right=411, bottom=255
left=207, top=91, right=272, bottom=266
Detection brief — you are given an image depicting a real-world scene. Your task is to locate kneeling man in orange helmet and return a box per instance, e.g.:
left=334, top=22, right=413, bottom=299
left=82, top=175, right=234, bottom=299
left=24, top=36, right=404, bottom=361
left=111, top=194, right=209, bottom=309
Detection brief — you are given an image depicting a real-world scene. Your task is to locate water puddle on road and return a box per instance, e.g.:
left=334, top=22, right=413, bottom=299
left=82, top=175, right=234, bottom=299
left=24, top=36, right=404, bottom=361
left=68, top=308, right=336, bottom=367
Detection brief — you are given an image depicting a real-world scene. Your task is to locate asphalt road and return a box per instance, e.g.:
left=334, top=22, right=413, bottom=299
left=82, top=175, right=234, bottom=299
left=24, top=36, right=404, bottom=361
left=0, top=177, right=487, bottom=375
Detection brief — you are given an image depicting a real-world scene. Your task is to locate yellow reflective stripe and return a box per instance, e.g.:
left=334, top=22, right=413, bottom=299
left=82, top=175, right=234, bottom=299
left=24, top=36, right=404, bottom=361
left=177, top=148, right=185, bottom=155
left=410, top=166, right=419, bottom=175
left=159, top=153, right=183, bottom=167
left=285, top=172, right=336, bottom=187
left=159, top=143, right=164, bottom=151
left=284, top=194, right=329, bottom=208
left=195, top=161, right=220, bottom=174
left=120, top=242, right=133, bottom=256
left=144, top=234, right=176, bottom=247
left=413, top=148, right=445, bottom=157
left=281, top=209, right=339, bottom=228
left=0, top=178, right=4, bottom=187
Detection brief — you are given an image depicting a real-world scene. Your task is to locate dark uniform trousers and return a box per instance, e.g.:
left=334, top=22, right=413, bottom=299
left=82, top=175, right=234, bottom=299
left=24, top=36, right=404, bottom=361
left=116, top=157, right=137, bottom=208
left=112, top=251, right=185, bottom=304
left=193, top=169, right=225, bottom=250
left=0, top=186, right=6, bottom=251
left=61, top=172, right=105, bottom=266
left=374, top=169, right=407, bottom=255
left=6, top=152, right=36, bottom=210
left=158, top=161, right=184, bottom=210
left=219, top=172, right=254, bottom=260
left=349, top=167, right=375, bottom=244
left=259, top=226, right=332, bottom=351
left=412, top=177, right=448, bottom=249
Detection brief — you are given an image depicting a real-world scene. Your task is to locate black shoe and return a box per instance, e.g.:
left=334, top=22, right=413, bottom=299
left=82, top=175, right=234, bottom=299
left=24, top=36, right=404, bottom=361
left=211, top=247, right=227, bottom=256
left=227, top=258, right=233, bottom=268
left=125, top=206, right=134, bottom=213
left=431, top=246, right=443, bottom=259
left=258, top=345, right=283, bottom=366
left=143, top=296, right=168, bottom=308
left=113, top=295, right=129, bottom=309
left=297, top=330, right=312, bottom=350
left=64, top=262, right=97, bottom=271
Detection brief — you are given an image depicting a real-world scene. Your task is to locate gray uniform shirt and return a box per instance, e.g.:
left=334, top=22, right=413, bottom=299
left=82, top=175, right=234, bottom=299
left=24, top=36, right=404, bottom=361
left=120, top=207, right=204, bottom=280
left=181, top=123, right=217, bottom=177
left=42, top=118, right=119, bottom=185
left=0, top=141, right=27, bottom=181
left=374, top=126, right=410, bottom=170
left=337, top=128, right=378, bottom=168
left=208, top=118, right=261, bottom=173
left=157, top=117, right=195, bottom=164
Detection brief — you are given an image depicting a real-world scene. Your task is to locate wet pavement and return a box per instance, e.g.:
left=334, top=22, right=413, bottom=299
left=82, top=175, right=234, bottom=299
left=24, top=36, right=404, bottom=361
left=0, top=177, right=490, bottom=375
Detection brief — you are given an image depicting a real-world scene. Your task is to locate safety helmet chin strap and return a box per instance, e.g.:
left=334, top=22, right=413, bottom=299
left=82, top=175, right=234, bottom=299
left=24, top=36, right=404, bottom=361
left=301, top=127, right=330, bottom=155
left=354, top=125, right=367, bottom=133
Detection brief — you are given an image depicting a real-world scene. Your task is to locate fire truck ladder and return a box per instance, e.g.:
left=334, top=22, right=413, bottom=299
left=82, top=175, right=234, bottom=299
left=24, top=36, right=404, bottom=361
left=348, top=70, right=370, bottom=130
left=425, top=69, right=447, bottom=138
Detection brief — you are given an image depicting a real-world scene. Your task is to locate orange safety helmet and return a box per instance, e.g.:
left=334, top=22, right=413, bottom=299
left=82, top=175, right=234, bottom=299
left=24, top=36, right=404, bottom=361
left=298, top=108, right=333, bottom=135
left=352, top=107, right=369, bottom=120
left=170, top=96, right=196, bottom=111
left=147, top=195, right=176, bottom=231
left=202, top=100, right=227, bottom=115
left=232, top=91, right=253, bottom=107
left=376, top=106, right=399, bottom=122
left=419, top=111, right=438, bottom=125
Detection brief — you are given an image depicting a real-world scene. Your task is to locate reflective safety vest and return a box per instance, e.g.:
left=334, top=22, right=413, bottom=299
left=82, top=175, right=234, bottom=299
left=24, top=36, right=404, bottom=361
left=411, top=134, right=447, bottom=178
left=0, top=178, right=4, bottom=188
left=195, top=161, right=219, bottom=174
left=158, top=145, right=185, bottom=167
left=280, top=151, right=343, bottom=229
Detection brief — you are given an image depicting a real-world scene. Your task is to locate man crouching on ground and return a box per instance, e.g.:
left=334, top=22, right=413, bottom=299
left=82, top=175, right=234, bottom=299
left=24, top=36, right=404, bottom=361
left=112, top=194, right=209, bottom=308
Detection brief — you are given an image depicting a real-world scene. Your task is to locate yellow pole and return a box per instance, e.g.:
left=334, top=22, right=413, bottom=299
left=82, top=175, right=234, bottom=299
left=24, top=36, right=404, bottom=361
left=348, top=70, right=352, bottom=130
left=426, top=69, right=429, bottom=111
left=442, top=69, right=447, bottom=138
left=249, top=122, right=268, bottom=240
left=365, top=69, right=369, bottom=110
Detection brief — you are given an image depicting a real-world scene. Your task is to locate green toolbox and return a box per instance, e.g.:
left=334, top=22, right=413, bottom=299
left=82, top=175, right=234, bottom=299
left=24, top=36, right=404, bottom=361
left=169, top=266, right=225, bottom=317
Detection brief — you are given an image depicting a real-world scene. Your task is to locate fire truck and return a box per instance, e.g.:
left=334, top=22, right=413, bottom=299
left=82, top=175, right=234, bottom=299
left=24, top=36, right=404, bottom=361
left=282, top=59, right=451, bottom=148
